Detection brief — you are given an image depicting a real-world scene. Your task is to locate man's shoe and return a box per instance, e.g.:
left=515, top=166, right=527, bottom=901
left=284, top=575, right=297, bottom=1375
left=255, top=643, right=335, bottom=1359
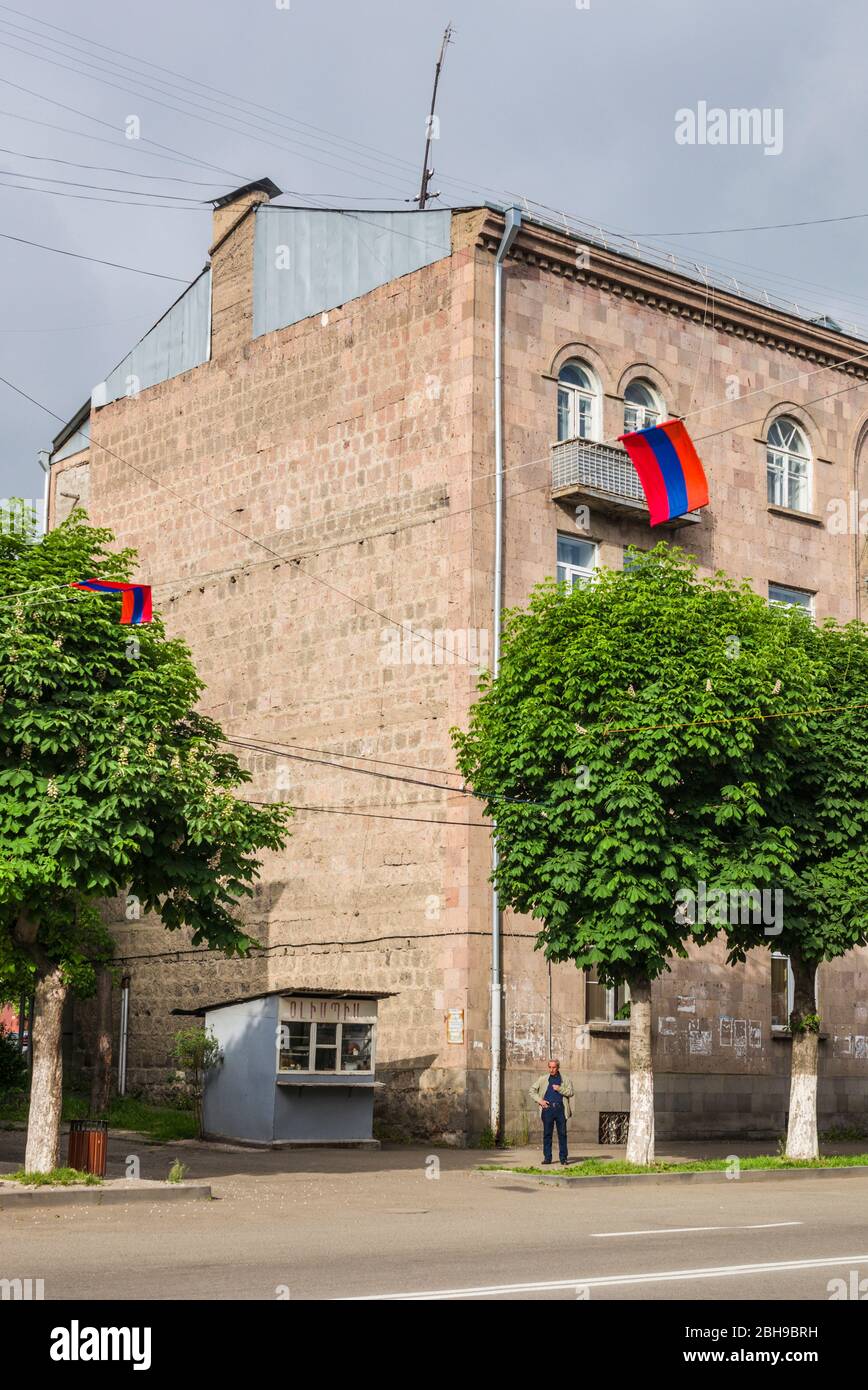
left=560, top=1159, right=569, bottom=1165
left=541, top=1159, right=552, bottom=1165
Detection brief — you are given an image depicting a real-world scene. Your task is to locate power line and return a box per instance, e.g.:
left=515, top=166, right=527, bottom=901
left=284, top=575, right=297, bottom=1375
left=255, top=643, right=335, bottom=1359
left=226, top=736, right=470, bottom=796
left=637, top=211, right=868, bottom=239
left=0, top=180, right=209, bottom=210
left=226, top=735, right=464, bottom=783
left=224, top=736, right=543, bottom=807
left=0, top=4, right=427, bottom=186
left=0, top=103, right=245, bottom=176
left=0, top=6, right=510, bottom=211
left=0, top=230, right=193, bottom=281
left=0, top=144, right=233, bottom=186
left=0, top=27, right=415, bottom=201
left=0, top=75, right=249, bottom=182
left=251, top=800, right=491, bottom=827
left=0, top=166, right=216, bottom=199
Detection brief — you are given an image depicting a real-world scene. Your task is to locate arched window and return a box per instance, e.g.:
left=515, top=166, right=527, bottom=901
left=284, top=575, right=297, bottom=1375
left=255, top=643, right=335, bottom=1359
left=766, top=417, right=811, bottom=512
left=557, top=360, right=599, bottom=442
left=623, top=379, right=663, bottom=433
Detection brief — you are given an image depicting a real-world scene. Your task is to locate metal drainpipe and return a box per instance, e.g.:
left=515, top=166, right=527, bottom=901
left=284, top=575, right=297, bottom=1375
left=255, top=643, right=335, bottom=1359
left=118, top=975, right=131, bottom=1097
left=37, top=450, right=50, bottom=535
left=490, top=207, right=522, bottom=1142
left=855, top=449, right=863, bottom=623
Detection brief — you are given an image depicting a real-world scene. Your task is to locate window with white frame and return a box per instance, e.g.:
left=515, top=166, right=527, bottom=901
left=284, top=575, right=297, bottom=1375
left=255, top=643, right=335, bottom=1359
left=623, top=378, right=663, bottom=434
left=770, top=953, right=793, bottom=1029
left=557, top=534, right=597, bottom=587
left=585, top=967, right=630, bottom=1022
left=278, top=1019, right=374, bottom=1073
left=771, top=954, right=820, bottom=1030
left=766, top=417, right=811, bottom=512
left=768, top=582, right=814, bottom=613
left=557, top=360, right=599, bottom=442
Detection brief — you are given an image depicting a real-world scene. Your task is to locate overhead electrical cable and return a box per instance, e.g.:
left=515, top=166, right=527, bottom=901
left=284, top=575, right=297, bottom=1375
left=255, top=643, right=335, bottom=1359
left=0, top=29, right=416, bottom=200
left=0, top=230, right=192, bottom=280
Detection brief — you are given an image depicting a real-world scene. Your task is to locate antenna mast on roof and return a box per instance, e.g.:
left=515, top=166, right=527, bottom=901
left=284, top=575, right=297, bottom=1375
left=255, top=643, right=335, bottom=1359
left=417, top=23, right=453, bottom=210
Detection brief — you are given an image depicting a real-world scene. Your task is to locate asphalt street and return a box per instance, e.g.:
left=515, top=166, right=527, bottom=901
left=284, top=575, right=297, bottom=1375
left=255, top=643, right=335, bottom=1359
left=2, top=1132, right=867, bottom=1301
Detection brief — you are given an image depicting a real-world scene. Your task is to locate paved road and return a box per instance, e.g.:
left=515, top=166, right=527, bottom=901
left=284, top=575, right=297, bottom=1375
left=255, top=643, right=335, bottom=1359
left=2, top=1133, right=867, bottom=1301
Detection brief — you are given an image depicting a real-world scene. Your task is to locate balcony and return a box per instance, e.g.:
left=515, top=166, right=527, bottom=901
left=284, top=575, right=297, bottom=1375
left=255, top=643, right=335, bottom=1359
left=551, top=437, right=701, bottom=527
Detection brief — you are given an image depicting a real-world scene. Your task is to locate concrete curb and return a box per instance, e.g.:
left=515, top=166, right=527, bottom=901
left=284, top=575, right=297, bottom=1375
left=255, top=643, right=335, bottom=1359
left=478, top=1167, right=868, bottom=1189
left=480, top=1164, right=868, bottom=1189
left=0, top=1182, right=212, bottom=1209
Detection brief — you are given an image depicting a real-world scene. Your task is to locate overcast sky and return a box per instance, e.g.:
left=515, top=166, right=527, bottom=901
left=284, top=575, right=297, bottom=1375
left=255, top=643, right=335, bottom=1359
left=2, top=0, right=866, bottom=502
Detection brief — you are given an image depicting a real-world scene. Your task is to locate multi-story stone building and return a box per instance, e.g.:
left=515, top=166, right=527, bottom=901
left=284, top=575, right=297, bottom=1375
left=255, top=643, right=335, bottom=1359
left=48, top=180, right=868, bottom=1143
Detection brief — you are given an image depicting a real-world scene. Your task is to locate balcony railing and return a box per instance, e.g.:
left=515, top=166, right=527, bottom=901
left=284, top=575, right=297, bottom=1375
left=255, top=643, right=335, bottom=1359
left=552, top=437, right=643, bottom=501
left=550, top=436, right=701, bottom=525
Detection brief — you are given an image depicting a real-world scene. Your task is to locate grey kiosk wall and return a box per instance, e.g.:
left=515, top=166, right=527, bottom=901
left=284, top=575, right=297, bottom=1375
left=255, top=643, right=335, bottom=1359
left=193, top=989, right=392, bottom=1147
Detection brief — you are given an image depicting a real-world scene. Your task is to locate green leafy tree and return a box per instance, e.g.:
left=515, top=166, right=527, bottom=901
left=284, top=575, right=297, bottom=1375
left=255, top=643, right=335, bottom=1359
left=0, top=507, right=291, bottom=1171
left=721, top=611, right=868, bottom=1159
left=172, top=1025, right=223, bottom=1138
left=452, top=546, right=821, bottom=1163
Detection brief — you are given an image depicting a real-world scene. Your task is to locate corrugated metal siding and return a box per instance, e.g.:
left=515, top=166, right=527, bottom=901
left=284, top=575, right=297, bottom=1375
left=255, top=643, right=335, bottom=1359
left=252, top=208, right=451, bottom=338
left=51, top=418, right=91, bottom=463
left=96, top=268, right=211, bottom=407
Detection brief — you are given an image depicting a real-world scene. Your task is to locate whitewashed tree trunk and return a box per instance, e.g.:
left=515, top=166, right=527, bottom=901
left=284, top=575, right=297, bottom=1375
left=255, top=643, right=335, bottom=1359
left=785, top=953, right=820, bottom=1161
left=24, top=966, right=68, bottom=1174
left=626, top=976, right=655, bottom=1166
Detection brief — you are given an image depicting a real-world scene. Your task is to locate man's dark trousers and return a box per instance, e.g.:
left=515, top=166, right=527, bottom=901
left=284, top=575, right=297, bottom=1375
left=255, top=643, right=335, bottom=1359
left=542, top=1105, right=568, bottom=1163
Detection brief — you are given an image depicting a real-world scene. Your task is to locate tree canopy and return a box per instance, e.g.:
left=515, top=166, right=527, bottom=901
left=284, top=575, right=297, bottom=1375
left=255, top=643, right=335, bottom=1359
left=0, top=506, right=291, bottom=998
left=452, top=545, right=822, bottom=988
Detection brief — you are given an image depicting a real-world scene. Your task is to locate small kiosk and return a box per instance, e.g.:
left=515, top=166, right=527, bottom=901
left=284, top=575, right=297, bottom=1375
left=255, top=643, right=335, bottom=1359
left=193, top=988, right=393, bottom=1147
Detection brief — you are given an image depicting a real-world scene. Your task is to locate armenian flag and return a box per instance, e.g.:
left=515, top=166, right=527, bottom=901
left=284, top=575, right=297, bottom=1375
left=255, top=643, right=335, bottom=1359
left=618, top=418, right=709, bottom=526
left=70, top=579, right=153, bottom=625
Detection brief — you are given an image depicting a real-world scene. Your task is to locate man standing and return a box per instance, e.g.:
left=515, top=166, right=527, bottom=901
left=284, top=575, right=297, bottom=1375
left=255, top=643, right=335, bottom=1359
left=529, top=1059, right=575, bottom=1165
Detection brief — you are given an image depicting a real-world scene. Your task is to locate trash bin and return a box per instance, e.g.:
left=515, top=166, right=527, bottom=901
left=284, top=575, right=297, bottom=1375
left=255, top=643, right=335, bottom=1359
left=67, top=1119, right=108, bottom=1177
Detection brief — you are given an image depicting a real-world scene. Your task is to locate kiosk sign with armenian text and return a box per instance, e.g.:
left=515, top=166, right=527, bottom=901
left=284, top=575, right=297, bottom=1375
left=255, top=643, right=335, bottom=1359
left=280, top=996, right=376, bottom=1022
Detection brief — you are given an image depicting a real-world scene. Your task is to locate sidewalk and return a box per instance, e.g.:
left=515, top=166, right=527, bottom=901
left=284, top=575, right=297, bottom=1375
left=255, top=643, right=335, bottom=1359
left=1, top=1126, right=864, bottom=1184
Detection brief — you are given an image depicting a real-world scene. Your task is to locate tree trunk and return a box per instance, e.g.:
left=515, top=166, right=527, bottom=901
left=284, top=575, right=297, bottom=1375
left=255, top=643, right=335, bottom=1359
left=785, top=952, right=819, bottom=1161
left=625, top=976, right=655, bottom=1165
left=24, top=966, right=68, bottom=1174
left=89, top=968, right=113, bottom=1117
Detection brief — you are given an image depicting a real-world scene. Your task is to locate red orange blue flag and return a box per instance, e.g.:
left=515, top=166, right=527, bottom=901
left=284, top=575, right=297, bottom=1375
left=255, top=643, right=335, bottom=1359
left=618, top=418, right=709, bottom=526
left=70, top=579, right=153, bottom=625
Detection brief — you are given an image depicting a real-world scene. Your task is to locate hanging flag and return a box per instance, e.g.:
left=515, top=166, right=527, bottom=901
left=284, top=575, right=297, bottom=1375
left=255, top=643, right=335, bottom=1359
left=618, top=418, right=709, bottom=526
left=71, top=579, right=153, bottom=625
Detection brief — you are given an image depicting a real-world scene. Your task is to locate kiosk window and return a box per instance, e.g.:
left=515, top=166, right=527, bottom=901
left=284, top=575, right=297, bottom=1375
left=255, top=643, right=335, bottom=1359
left=277, top=1018, right=375, bottom=1073
left=279, top=1021, right=311, bottom=1071
left=314, top=1023, right=338, bottom=1070
left=341, top=1024, right=373, bottom=1071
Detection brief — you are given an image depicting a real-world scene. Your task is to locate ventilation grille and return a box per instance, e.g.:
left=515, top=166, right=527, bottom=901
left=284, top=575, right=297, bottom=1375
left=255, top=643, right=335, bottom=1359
left=599, top=1111, right=630, bottom=1144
